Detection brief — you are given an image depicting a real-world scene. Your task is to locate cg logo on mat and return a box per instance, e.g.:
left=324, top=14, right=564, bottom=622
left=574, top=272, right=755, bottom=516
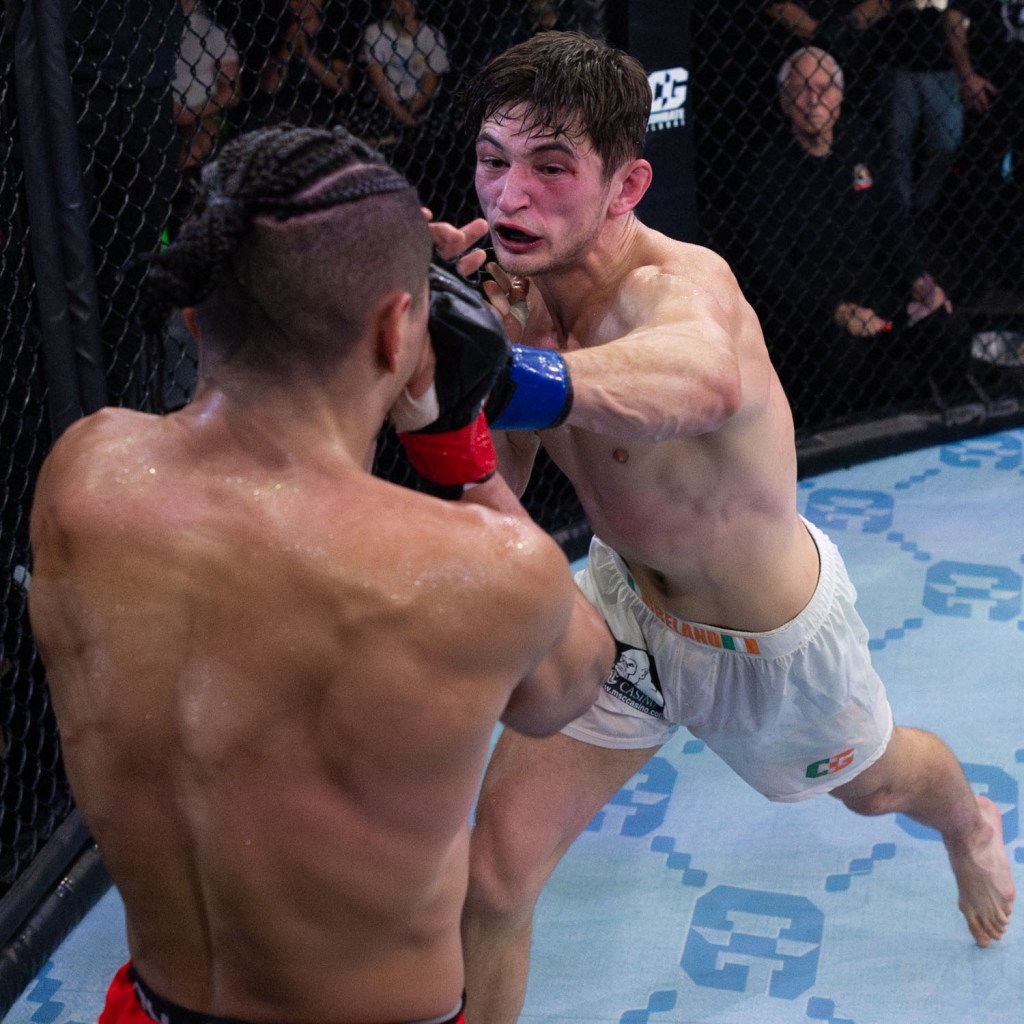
left=924, top=561, right=1021, bottom=620
left=647, top=66, right=688, bottom=131
left=587, top=755, right=677, bottom=837
left=941, top=432, right=1022, bottom=470
left=805, top=488, right=893, bottom=533
left=682, top=886, right=823, bottom=998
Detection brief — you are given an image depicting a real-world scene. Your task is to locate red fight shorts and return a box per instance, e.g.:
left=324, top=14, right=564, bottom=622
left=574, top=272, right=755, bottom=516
left=99, top=962, right=466, bottom=1024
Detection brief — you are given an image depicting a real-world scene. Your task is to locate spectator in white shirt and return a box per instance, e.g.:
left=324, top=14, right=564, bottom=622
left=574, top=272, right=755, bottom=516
left=358, top=0, right=449, bottom=145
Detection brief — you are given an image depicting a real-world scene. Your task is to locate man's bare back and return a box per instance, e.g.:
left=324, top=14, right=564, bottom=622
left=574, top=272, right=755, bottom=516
left=30, top=399, right=593, bottom=1022
left=28, top=125, right=613, bottom=1024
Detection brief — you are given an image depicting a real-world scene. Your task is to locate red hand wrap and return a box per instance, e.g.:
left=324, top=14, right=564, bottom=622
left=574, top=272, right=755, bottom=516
left=398, top=410, right=497, bottom=487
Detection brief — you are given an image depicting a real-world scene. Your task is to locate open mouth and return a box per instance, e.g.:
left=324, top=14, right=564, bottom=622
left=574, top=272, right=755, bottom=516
left=496, top=225, right=541, bottom=245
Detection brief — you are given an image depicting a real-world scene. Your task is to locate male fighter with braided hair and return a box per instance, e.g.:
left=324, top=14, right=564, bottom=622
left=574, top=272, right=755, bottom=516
left=28, top=123, right=613, bottom=1024
left=425, top=31, right=1015, bottom=1022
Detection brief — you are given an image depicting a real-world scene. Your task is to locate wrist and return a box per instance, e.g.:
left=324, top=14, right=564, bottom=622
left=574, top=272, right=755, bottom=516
left=398, top=409, right=497, bottom=488
left=486, top=347, right=574, bottom=431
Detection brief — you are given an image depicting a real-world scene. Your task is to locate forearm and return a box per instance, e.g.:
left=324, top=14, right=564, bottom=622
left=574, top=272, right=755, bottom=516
left=944, top=10, right=974, bottom=80
left=561, top=334, right=742, bottom=441
left=765, top=3, right=819, bottom=38
left=214, top=87, right=239, bottom=114
left=304, top=51, right=343, bottom=93
left=368, top=65, right=408, bottom=118
left=849, top=0, right=890, bottom=31
left=491, top=430, right=540, bottom=500
left=408, top=71, right=438, bottom=117
left=192, top=80, right=237, bottom=122
left=501, top=587, right=612, bottom=737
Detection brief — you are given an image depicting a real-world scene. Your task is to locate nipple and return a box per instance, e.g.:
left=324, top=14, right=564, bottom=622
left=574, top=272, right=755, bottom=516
left=612, top=448, right=629, bottom=464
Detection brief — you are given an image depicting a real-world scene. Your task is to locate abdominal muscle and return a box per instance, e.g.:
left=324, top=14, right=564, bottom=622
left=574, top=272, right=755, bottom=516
left=546, top=428, right=821, bottom=635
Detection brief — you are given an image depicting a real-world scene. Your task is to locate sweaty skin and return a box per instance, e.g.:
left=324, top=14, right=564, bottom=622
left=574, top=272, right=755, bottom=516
left=28, top=325, right=612, bottom=1022
left=431, top=106, right=1013, bottom=1024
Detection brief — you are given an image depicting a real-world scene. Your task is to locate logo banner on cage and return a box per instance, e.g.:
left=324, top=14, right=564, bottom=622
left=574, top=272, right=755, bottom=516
left=626, top=0, right=696, bottom=242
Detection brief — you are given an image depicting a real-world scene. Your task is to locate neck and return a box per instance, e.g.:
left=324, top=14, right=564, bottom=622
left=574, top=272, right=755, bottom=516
left=187, top=368, right=391, bottom=474
left=532, top=215, right=646, bottom=340
left=793, top=124, right=834, bottom=157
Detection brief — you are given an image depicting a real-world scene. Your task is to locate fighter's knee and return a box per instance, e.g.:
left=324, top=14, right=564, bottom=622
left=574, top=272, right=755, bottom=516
left=467, top=825, right=549, bottom=917
left=468, top=800, right=563, bottom=916
left=833, top=782, right=900, bottom=818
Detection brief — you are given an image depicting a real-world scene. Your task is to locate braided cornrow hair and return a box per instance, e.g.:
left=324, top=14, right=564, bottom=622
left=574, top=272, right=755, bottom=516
left=137, top=124, right=412, bottom=335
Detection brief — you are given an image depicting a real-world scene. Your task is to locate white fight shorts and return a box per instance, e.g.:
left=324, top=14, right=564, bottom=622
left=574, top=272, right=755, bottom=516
left=562, top=519, right=894, bottom=802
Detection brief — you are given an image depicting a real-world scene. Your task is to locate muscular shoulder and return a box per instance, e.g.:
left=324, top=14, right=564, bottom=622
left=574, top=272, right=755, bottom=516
left=404, top=497, right=575, bottom=655
left=617, top=235, right=749, bottom=332
left=33, top=409, right=155, bottom=520
left=424, top=498, right=569, bottom=604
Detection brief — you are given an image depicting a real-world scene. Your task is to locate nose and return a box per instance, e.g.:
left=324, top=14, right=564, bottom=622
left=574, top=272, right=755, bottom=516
left=495, top=163, right=530, bottom=214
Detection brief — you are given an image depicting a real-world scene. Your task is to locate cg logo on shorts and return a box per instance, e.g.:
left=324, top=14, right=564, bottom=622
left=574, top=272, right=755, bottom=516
left=805, top=747, right=855, bottom=780
left=647, top=66, right=688, bottom=132
left=605, top=640, right=665, bottom=718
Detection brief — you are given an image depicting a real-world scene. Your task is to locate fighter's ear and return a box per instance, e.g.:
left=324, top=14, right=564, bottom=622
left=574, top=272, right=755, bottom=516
left=181, top=307, right=200, bottom=339
left=608, top=159, right=653, bottom=217
left=373, top=289, right=414, bottom=374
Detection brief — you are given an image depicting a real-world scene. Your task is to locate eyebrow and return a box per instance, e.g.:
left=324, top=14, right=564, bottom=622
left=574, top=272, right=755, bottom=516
left=475, top=129, right=577, bottom=160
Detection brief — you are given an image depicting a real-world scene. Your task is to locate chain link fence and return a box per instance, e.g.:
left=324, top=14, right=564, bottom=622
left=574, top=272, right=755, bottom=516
left=1, top=0, right=1022, bottom=1008
left=696, top=2, right=1024, bottom=444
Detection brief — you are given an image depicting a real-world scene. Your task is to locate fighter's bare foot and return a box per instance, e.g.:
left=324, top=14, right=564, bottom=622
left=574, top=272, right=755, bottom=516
left=947, top=795, right=1015, bottom=947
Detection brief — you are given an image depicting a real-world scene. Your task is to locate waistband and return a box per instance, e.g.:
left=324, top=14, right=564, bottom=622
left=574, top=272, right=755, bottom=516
left=129, top=966, right=466, bottom=1024
left=597, top=517, right=839, bottom=661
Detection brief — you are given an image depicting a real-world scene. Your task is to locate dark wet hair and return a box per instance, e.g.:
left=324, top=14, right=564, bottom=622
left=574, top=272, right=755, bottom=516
left=462, top=31, right=651, bottom=176
left=138, top=123, right=432, bottom=370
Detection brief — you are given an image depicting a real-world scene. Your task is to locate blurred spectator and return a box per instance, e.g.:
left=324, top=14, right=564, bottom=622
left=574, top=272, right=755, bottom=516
left=947, top=0, right=1023, bottom=297
left=64, top=0, right=183, bottom=406
left=173, top=0, right=241, bottom=176
left=486, top=1, right=569, bottom=63
left=765, top=0, right=891, bottom=45
left=253, top=0, right=352, bottom=130
left=876, top=1, right=967, bottom=218
left=738, top=46, right=972, bottom=427
left=355, top=0, right=450, bottom=148
left=954, top=0, right=1022, bottom=125
left=764, top=1, right=891, bottom=116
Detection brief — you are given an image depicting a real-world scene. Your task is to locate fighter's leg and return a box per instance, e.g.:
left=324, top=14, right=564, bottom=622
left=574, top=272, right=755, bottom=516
left=831, top=724, right=1015, bottom=946
left=889, top=69, right=922, bottom=211
left=463, top=729, right=658, bottom=1024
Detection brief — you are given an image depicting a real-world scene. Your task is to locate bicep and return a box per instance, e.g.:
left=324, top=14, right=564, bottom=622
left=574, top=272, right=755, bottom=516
left=563, top=264, right=751, bottom=440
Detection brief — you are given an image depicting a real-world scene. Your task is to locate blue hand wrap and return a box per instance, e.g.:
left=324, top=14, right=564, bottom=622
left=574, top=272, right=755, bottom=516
left=486, top=346, right=573, bottom=431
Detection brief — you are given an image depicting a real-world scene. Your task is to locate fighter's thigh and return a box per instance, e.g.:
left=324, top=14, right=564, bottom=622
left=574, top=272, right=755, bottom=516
left=472, top=729, right=658, bottom=892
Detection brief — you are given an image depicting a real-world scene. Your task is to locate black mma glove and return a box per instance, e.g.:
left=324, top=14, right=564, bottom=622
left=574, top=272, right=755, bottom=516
left=392, top=264, right=509, bottom=488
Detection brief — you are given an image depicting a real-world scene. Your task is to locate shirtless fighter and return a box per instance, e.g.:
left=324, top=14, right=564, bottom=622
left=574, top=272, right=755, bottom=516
left=28, top=124, right=613, bottom=1024
left=427, top=31, right=1015, bottom=1023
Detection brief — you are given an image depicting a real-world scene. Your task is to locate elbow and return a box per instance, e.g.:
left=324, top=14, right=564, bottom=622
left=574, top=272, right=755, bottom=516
left=502, top=604, right=614, bottom=739
left=716, top=373, right=744, bottom=425
left=675, top=370, right=742, bottom=438
left=222, top=80, right=242, bottom=110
